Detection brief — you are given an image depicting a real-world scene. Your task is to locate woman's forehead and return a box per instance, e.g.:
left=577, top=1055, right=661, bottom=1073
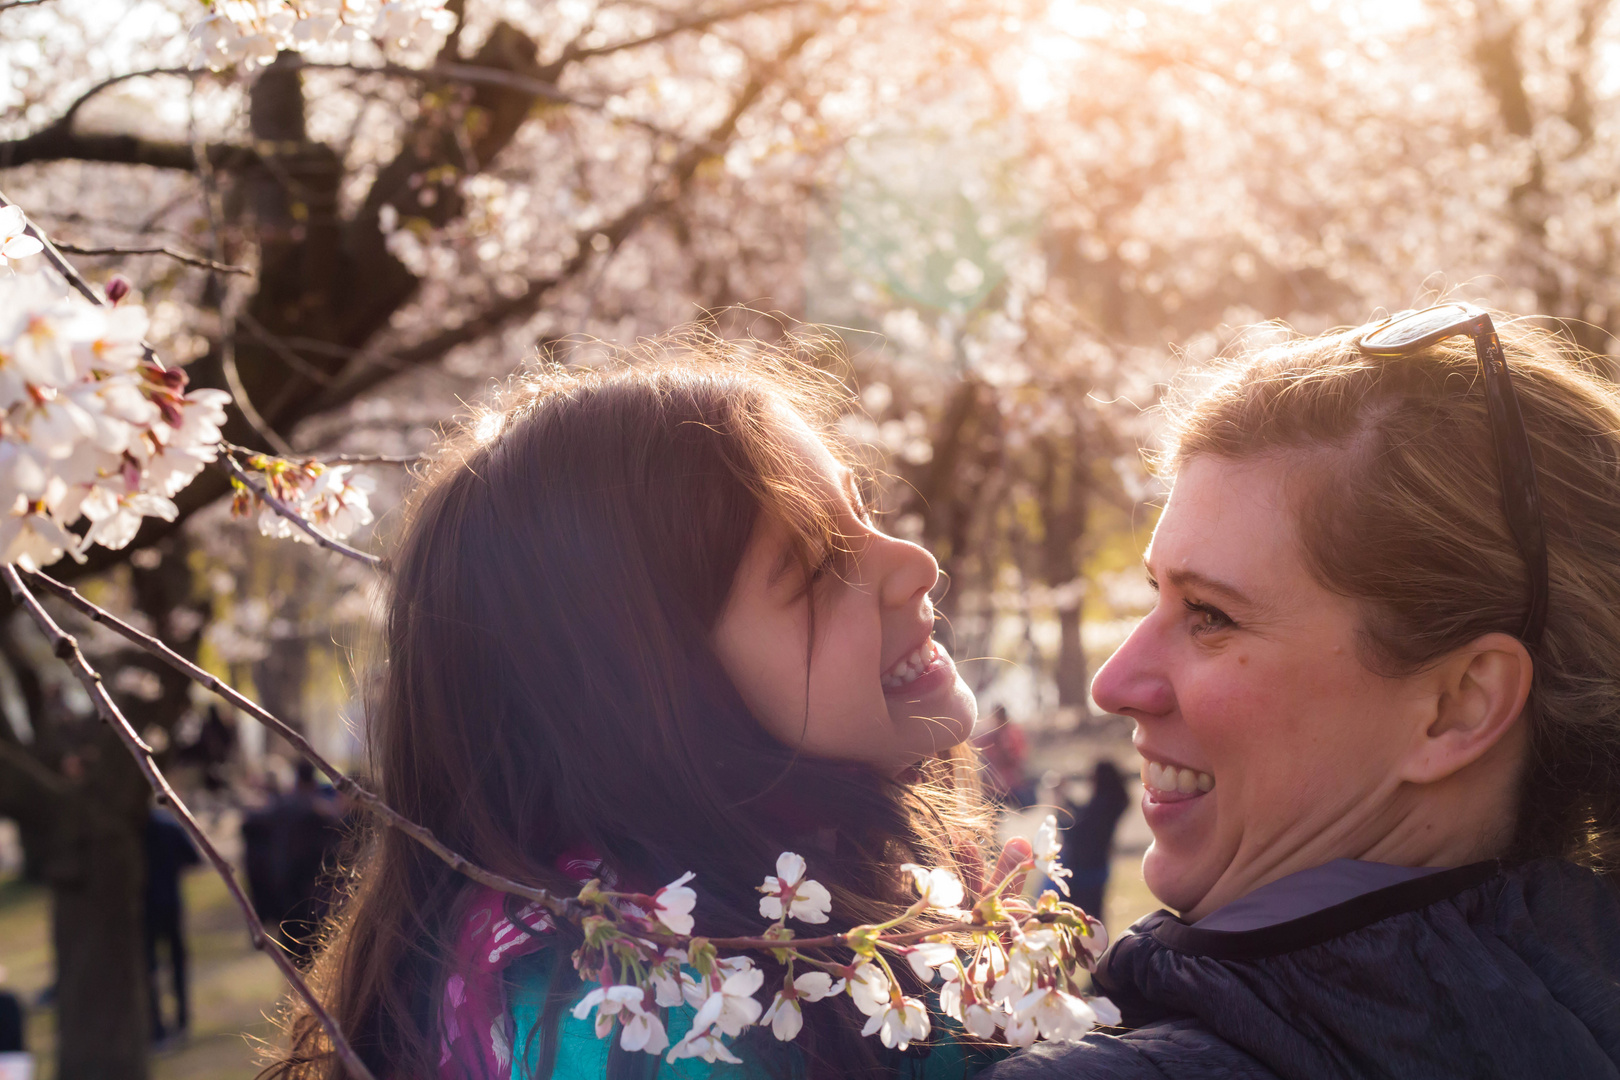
left=1148, top=456, right=1309, bottom=594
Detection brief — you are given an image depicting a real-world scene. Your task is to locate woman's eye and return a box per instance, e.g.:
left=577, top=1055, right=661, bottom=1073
left=1184, top=599, right=1235, bottom=636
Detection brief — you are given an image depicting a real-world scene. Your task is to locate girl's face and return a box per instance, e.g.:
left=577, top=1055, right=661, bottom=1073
left=712, top=418, right=977, bottom=773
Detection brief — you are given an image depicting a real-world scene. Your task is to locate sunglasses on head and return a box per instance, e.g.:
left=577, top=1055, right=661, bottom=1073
left=1353, top=302, right=1548, bottom=648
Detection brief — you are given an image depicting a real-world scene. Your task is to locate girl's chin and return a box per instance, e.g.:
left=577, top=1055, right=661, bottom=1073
left=887, top=684, right=977, bottom=753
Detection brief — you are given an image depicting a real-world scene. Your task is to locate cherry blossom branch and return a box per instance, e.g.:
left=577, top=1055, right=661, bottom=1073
left=22, top=568, right=576, bottom=917
left=54, top=241, right=252, bottom=275
left=220, top=451, right=383, bottom=569
left=0, top=187, right=105, bottom=307
left=0, top=565, right=380, bottom=1080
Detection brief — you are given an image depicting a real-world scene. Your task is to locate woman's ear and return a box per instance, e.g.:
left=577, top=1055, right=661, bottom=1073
left=1397, top=632, right=1533, bottom=785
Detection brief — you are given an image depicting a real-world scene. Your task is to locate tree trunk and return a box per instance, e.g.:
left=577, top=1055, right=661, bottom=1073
left=1054, top=602, right=1088, bottom=710
left=45, top=729, right=151, bottom=1080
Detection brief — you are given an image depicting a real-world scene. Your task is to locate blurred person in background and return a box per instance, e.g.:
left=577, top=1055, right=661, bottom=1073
left=241, top=760, right=348, bottom=963
left=0, top=964, right=29, bottom=1080
left=144, top=803, right=199, bottom=1046
left=273, top=760, right=347, bottom=962
left=989, top=307, right=1620, bottom=1079
left=1059, top=761, right=1130, bottom=927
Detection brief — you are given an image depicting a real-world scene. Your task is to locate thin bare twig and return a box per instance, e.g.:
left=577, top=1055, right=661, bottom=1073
left=0, top=0, right=53, bottom=12
left=222, top=345, right=295, bottom=455
left=234, top=310, right=336, bottom=386
left=54, top=242, right=252, bottom=276
left=315, top=452, right=424, bottom=465
left=25, top=570, right=570, bottom=915
left=0, top=565, right=379, bottom=1080
left=223, top=442, right=421, bottom=466
left=55, top=67, right=202, bottom=131
left=220, top=453, right=385, bottom=569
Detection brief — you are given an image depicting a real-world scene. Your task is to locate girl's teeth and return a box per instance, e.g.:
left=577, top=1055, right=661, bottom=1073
left=1140, top=759, right=1215, bottom=796
left=883, top=642, right=938, bottom=689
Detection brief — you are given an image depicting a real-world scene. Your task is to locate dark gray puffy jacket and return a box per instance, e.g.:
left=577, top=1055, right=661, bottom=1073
left=985, top=859, right=1620, bottom=1079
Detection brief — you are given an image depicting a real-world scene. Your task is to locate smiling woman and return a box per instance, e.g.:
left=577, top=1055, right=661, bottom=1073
left=987, top=309, right=1620, bottom=1080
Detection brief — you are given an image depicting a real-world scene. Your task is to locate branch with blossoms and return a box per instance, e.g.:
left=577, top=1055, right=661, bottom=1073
left=223, top=448, right=383, bottom=568
left=559, top=829, right=1115, bottom=1065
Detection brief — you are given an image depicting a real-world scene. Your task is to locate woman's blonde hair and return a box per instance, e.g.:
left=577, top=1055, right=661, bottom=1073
left=1161, top=313, right=1620, bottom=869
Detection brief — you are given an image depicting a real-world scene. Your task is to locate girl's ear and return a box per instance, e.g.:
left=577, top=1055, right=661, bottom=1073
left=1397, top=632, right=1533, bottom=785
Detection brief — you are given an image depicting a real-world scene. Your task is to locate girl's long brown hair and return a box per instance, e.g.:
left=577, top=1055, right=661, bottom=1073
left=267, top=336, right=991, bottom=1080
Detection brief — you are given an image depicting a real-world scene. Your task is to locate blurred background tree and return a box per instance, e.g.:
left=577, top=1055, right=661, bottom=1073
left=3, top=0, right=1618, bottom=1075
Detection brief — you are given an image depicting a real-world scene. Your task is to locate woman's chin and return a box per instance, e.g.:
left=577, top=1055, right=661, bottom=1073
left=1142, top=842, right=1225, bottom=916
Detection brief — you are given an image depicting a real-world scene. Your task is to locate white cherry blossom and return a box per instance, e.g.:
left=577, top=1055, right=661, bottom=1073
left=571, top=984, right=645, bottom=1040
left=619, top=1009, right=669, bottom=1054
left=860, top=994, right=931, bottom=1050
left=758, top=851, right=832, bottom=924
left=846, top=960, right=891, bottom=1017
left=904, top=940, right=958, bottom=982
left=0, top=207, right=42, bottom=268
left=652, top=871, right=697, bottom=936
left=902, top=863, right=966, bottom=912
left=689, top=964, right=763, bottom=1037
left=761, top=971, right=846, bottom=1041
left=1032, top=815, right=1072, bottom=895
left=666, top=1029, right=742, bottom=1065
left=1012, top=986, right=1099, bottom=1042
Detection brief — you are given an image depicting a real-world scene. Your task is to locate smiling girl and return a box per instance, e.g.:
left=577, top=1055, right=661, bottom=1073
left=268, top=339, right=1012, bottom=1080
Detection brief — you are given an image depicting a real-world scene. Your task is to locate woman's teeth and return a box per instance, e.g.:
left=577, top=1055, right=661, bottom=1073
left=1142, top=759, right=1215, bottom=796
left=881, top=641, right=939, bottom=690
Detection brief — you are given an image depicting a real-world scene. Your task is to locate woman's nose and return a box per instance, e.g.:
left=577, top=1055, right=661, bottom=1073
left=1091, top=616, right=1176, bottom=719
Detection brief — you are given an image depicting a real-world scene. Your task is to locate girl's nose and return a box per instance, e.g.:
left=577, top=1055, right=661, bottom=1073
left=874, top=533, right=940, bottom=610
left=1091, top=616, right=1176, bottom=719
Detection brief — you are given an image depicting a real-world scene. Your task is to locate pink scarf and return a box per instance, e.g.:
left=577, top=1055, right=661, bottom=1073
left=438, top=848, right=606, bottom=1080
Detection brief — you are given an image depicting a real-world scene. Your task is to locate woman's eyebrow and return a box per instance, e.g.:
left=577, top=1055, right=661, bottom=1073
left=1151, top=561, right=1256, bottom=608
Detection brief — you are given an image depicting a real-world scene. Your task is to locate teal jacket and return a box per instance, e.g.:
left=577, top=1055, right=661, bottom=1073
left=506, top=950, right=1006, bottom=1080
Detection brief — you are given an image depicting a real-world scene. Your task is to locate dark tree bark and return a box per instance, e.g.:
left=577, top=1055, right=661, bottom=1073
left=1037, top=433, right=1091, bottom=710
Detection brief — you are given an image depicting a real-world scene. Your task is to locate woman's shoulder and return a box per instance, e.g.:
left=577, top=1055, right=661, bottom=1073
left=986, top=859, right=1620, bottom=1080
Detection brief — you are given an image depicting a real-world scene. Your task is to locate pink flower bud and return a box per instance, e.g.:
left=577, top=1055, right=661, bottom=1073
left=105, top=276, right=132, bottom=305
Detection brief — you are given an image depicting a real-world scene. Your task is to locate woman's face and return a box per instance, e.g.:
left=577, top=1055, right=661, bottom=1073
left=1091, top=455, right=1458, bottom=918
left=712, top=418, right=977, bottom=773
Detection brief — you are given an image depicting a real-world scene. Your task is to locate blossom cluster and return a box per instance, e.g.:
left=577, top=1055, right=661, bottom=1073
left=0, top=260, right=231, bottom=570
left=192, top=0, right=456, bottom=71
left=566, top=817, right=1116, bottom=1065
left=229, top=452, right=376, bottom=543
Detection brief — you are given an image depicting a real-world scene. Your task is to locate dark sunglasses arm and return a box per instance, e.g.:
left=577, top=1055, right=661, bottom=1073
left=1471, top=318, right=1550, bottom=646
